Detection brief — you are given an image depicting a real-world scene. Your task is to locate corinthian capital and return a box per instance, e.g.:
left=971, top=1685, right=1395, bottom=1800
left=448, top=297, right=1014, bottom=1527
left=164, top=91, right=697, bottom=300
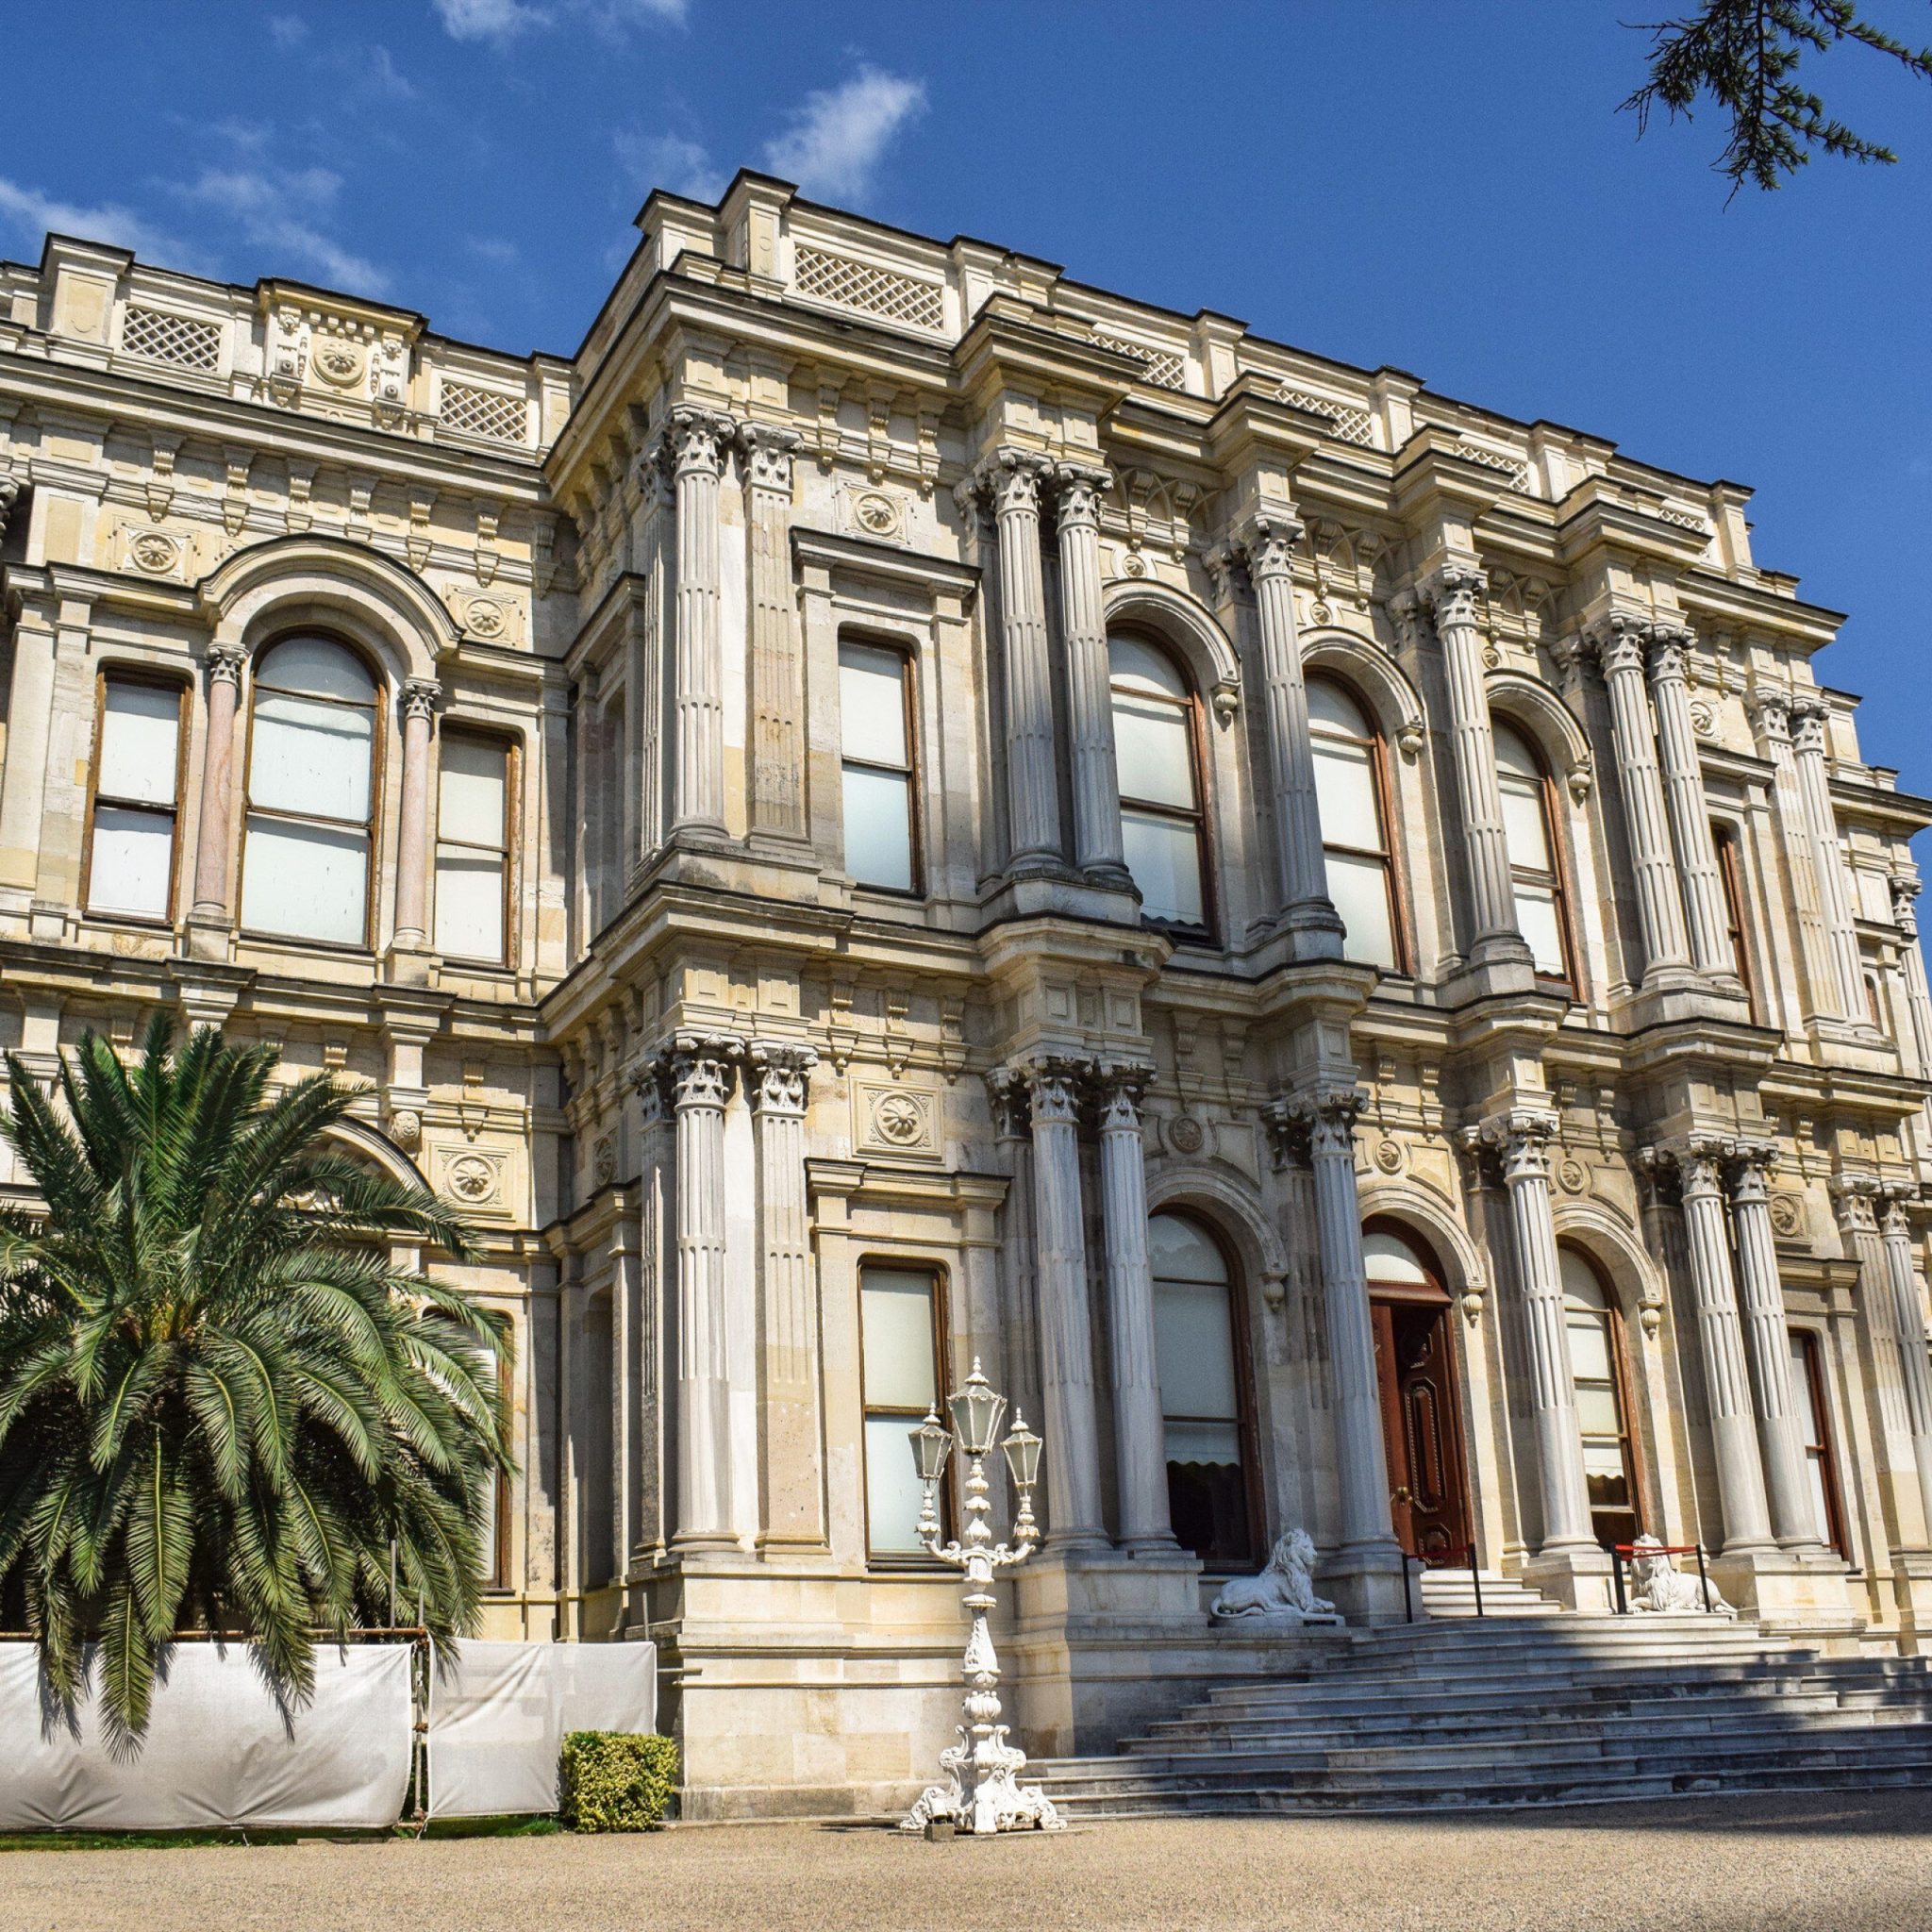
left=1742, top=683, right=1793, bottom=741
left=1473, top=1107, right=1559, bottom=1184
left=207, top=642, right=246, bottom=688
left=1789, top=696, right=1829, bottom=755
left=1420, top=562, right=1488, bottom=631
left=1231, top=509, right=1305, bottom=580
left=400, top=676, right=441, bottom=722
left=969, top=445, right=1052, bottom=520
left=1724, top=1138, right=1779, bottom=1204
left=1649, top=1133, right=1736, bottom=1199
left=984, top=1064, right=1031, bottom=1139
left=1877, top=1184, right=1924, bottom=1239
left=666, top=1030, right=744, bottom=1111
left=1266, top=1084, right=1364, bottom=1164
left=1021, top=1053, right=1091, bottom=1126
left=1582, top=609, right=1651, bottom=678
left=738, top=421, right=801, bottom=494
left=1890, top=874, right=1921, bottom=937
left=661, top=405, right=739, bottom=479
left=746, top=1038, right=817, bottom=1117
left=1052, top=460, right=1113, bottom=530
left=1644, top=622, right=1693, bottom=683
left=1091, top=1059, right=1154, bottom=1133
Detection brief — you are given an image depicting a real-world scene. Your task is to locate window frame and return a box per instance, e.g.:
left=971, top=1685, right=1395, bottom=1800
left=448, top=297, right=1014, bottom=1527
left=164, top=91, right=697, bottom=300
left=1559, top=1244, right=1646, bottom=1551
left=857, top=1257, right=952, bottom=1566
left=1306, top=671, right=1408, bottom=975
left=237, top=631, right=387, bottom=954
left=1790, top=1326, right=1848, bottom=1555
left=837, top=633, right=924, bottom=900
left=80, top=667, right=191, bottom=928
left=1710, top=817, right=1760, bottom=1021
left=1491, top=713, right=1579, bottom=991
left=1108, top=626, right=1217, bottom=943
left=483, top=1348, right=515, bottom=1591
left=433, top=724, right=521, bottom=969
left=1149, top=1208, right=1261, bottom=1573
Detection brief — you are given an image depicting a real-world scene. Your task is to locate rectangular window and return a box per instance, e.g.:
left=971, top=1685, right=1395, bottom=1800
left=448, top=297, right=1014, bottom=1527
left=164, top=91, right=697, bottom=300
left=1789, top=1328, right=1846, bottom=1554
left=839, top=641, right=917, bottom=893
left=86, top=676, right=185, bottom=922
left=1712, top=820, right=1759, bottom=1019
left=435, top=731, right=512, bottom=963
left=859, top=1265, right=942, bottom=1557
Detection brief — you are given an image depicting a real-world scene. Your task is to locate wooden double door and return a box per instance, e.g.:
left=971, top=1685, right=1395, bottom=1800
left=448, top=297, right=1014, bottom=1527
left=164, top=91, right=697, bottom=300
left=1371, top=1291, right=1474, bottom=1563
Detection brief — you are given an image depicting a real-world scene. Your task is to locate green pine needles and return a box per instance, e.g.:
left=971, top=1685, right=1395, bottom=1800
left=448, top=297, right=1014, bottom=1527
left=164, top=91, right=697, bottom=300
left=0, top=1016, right=514, bottom=1747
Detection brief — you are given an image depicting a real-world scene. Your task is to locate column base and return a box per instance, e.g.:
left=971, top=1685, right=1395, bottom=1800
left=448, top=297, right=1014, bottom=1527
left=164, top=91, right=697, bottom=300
left=1520, top=1543, right=1615, bottom=1612
left=1318, top=1539, right=1409, bottom=1624
left=1888, top=1552, right=1932, bottom=1654
left=382, top=941, right=434, bottom=987
left=1708, top=1545, right=1857, bottom=1626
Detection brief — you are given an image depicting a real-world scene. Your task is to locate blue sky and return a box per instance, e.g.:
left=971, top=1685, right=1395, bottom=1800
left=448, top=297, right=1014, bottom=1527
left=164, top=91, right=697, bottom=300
left=4, top=1, right=1927, bottom=794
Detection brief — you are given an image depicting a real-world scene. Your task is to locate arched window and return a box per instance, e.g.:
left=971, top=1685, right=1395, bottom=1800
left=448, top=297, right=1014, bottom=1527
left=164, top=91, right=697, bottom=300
left=1560, top=1248, right=1641, bottom=1551
left=1493, top=718, right=1572, bottom=981
left=1109, top=633, right=1208, bottom=932
left=240, top=636, right=379, bottom=946
left=1307, top=676, right=1400, bottom=970
left=1149, top=1211, right=1254, bottom=1567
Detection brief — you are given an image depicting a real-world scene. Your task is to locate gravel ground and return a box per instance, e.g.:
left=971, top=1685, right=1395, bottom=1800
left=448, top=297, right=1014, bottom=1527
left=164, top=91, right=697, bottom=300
left=4, top=1793, right=1930, bottom=1932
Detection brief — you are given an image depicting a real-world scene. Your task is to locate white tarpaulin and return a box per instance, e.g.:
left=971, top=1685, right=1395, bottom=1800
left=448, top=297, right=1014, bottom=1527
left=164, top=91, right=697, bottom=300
left=427, top=1640, right=657, bottom=1818
left=0, top=1640, right=413, bottom=1831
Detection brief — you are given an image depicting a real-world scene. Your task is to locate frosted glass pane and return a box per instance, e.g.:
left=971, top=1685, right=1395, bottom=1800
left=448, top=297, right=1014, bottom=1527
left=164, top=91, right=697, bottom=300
left=1500, top=774, right=1553, bottom=871
left=98, top=682, right=180, bottom=804
left=256, top=636, right=375, bottom=703
left=241, top=815, right=369, bottom=944
left=436, top=850, right=505, bottom=961
left=1806, top=1452, right=1834, bottom=1545
left=1492, top=720, right=1539, bottom=781
left=1789, top=1335, right=1823, bottom=1439
left=440, top=735, right=507, bottom=844
left=839, top=643, right=908, bottom=766
left=88, top=806, right=173, bottom=918
left=1164, top=1419, right=1241, bottom=1466
left=1154, top=1276, right=1239, bottom=1421
left=1561, top=1249, right=1606, bottom=1309
left=1515, top=882, right=1567, bottom=976
left=1326, top=851, right=1396, bottom=969
left=1108, top=633, right=1186, bottom=698
left=864, top=1416, right=931, bottom=1554
left=860, top=1273, right=936, bottom=1410
left=1567, top=1316, right=1612, bottom=1384
left=1575, top=1385, right=1623, bottom=1437
left=1122, top=810, right=1204, bottom=924
left=251, top=691, right=374, bottom=822
left=842, top=764, right=914, bottom=891
left=1307, top=677, right=1369, bottom=738
left=1148, top=1212, right=1227, bottom=1285
left=1312, top=740, right=1381, bottom=847
left=1112, top=694, right=1194, bottom=809
left=1362, top=1226, right=1432, bottom=1286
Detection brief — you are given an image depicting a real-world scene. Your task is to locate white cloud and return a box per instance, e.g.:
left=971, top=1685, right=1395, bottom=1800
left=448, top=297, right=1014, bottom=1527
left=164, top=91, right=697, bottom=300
left=433, top=0, right=684, bottom=44
left=0, top=177, right=195, bottom=265
left=614, top=129, right=724, bottom=202
left=433, top=0, right=547, bottom=41
left=268, top=13, right=308, bottom=49
left=175, top=167, right=389, bottom=293
left=365, top=45, right=417, bottom=101
left=762, top=66, right=926, bottom=203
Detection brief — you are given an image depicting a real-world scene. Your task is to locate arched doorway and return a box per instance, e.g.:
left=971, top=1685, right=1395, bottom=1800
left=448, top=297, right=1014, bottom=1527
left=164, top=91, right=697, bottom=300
left=1559, top=1246, right=1643, bottom=1551
left=1364, top=1221, right=1474, bottom=1562
left=1148, top=1210, right=1257, bottom=1568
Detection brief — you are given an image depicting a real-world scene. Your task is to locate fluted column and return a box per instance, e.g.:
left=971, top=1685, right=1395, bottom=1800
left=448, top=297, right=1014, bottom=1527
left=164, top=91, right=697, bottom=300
left=1024, top=1058, right=1106, bottom=1548
left=974, top=449, right=1061, bottom=876
left=1647, top=625, right=1736, bottom=981
left=748, top=1040, right=823, bottom=1547
left=1237, top=513, right=1343, bottom=950
left=1880, top=1192, right=1932, bottom=1540
left=665, top=407, right=736, bottom=839
left=392, top=676, right=439, bottom=951
left=190, top=643, right=245, bottom=924
left=1480, top=1110, right=1595, bottom=1552
left=1890, top=878, right=1932, bottom=1141
left=1094, top=1062, right=1174, bottom=1552
left=1726, top=1143, right=1825, bottom=1550
left=1054, top=463, right=1129, bottom=887
left=741, top=424, right=807, bottom=844
left=1746, top=689, right=1842, bottom=1024
left=669, top=1031, right=741, bottom=1550
left=1589, top=615, right=1691, bottom=982
left=1422, top=564, right=1525, bottom=961
left=1790, top=698, right=1866, bottom=1022
left=1670, top=1140, right=1775, bottom=1553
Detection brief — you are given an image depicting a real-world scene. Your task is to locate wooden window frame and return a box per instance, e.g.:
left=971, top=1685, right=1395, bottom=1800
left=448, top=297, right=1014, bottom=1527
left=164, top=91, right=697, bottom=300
left=1307, top=672, right=1410, bottom=976
left=1108, top=627, right=1218, bottom=945
left=80, top=668, right=191, bottom=928
left=838, top=633, right=924, bottom=900
left=238, top=632, right=387, bottom=955
left=1493, top=715, right=1579, bottom=993
left=434, top=724, right=521, bottom=969
left=1790, top=1326, right=1848, bottom=1555
left=857, top=1258, right=951, bottom=1566
left=1711, top=818, right=1761, bottom=1021
left=1561, top=1244, right=1647, bottom=1546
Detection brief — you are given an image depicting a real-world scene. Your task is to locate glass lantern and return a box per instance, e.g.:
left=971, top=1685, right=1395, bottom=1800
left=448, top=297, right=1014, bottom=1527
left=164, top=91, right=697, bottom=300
left=947, top=1357, right=1008, bottom=1458
left=909, top=1407, right=954, bottom=1484
left=1001, top=1410, right=1042, bottom=1492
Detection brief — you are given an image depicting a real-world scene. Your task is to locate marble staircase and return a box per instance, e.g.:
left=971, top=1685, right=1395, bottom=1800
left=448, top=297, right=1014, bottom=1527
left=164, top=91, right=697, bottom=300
left=1030, top=1614, right=1932, bottom=1816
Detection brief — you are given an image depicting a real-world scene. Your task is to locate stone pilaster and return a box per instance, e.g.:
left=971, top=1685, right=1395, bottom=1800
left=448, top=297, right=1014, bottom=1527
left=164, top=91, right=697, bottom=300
left=1053, top=463, right=1130, bottom=889
left=1588, top=614, right=1691, bottom=985
left=1234, top=512, right=1343, bottom=956
left=1891, top=877, right=1932, bottom=1139
left=187, top=642, right=245, bottom=946
left=664, top=407, right=738, bottom=840
left=0, top=600, right=63, bottom=913
left=741, top=424, right=807, bottom=845
left=391, top=676, right=440, bottom=954
left=1790, top=697, right=1867, bottom=1023
left=1647, top=625, right=1739, bottom=985
left=1746, top=688, right=1842, bottom=1026
left=1092, top=1061, right=1174, bottom=1552
left=748, top=1039, right=823, bottom=1548
left=1880, top=1191, right=1932, bottom=1545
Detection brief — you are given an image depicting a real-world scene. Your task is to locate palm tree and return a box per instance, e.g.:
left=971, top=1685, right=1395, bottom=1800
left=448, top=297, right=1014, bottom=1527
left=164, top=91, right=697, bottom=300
left=0, top=1015, right=513, bottom=1745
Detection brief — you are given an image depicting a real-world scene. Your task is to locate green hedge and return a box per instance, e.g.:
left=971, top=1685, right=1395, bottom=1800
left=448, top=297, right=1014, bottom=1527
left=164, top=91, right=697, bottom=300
left=558, top=1731, right=679, bottom=1832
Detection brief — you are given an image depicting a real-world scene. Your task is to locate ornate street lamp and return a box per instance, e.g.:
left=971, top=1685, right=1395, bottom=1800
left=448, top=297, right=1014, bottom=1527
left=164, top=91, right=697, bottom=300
left=899, top=1359, right=1061, bottom=1835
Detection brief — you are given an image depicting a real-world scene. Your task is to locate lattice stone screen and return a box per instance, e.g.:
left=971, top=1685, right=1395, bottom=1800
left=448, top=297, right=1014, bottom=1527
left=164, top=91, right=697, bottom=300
left=121, top=305, right=223, bottom=373
left=1092, top=331, right=1187, bottom=391
left=440, top=381, right=529, bottom=444
left=792, top=244, right=945, bottom=334
left=1276, top=387, right=1376, bottom=449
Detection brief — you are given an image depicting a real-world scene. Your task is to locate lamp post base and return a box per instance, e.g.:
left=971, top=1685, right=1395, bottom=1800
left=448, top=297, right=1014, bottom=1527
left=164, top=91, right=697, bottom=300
left=899, top=1723, right=1063, bottom=1835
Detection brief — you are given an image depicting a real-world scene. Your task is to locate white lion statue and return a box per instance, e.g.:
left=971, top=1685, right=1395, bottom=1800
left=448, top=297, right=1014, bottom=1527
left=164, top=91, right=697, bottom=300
left=1210, top=1528, right=1341, bottom=1624
left=1627, top=1534, right=1734, bottom=1616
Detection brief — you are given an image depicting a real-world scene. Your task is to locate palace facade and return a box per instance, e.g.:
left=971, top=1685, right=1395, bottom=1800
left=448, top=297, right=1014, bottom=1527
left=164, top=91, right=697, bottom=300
left=5, top=175, right=1932, bottom=1818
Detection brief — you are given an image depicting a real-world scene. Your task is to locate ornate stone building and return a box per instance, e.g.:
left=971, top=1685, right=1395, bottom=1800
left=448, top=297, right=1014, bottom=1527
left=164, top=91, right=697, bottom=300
left=5, top=174, right=1932, bottom=1818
